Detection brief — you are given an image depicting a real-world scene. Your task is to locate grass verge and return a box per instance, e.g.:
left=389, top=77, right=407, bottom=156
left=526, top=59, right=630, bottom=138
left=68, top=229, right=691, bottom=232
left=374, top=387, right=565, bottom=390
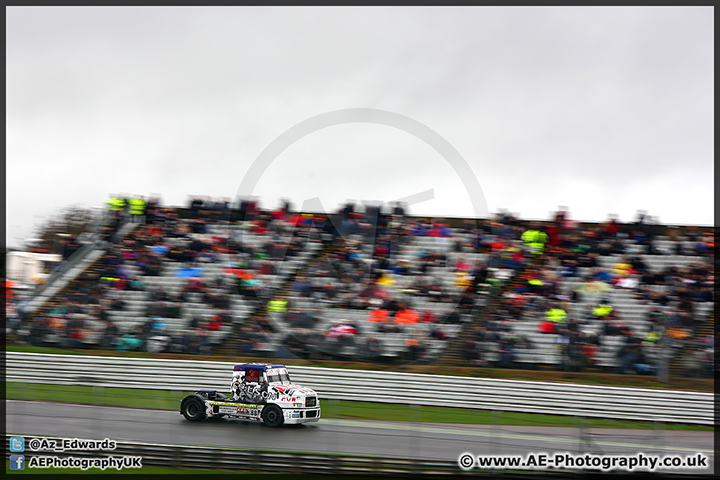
left=6, top=382, right=710, bottom=431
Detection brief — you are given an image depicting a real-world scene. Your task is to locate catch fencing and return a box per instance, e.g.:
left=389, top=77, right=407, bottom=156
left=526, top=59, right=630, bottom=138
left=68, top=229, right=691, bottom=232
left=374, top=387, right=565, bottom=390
left=6, top=352, right=713, bottom=425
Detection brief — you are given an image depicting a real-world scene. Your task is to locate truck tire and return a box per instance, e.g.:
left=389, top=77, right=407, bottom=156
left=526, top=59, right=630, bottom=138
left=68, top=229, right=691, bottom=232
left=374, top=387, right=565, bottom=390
left=181, top=395, right=207, bottom=422
left=261, top=405, right=284, bottom=428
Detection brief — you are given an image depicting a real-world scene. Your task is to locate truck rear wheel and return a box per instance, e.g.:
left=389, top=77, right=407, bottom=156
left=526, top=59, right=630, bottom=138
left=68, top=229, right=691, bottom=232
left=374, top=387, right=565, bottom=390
left=261, top=405, right=284, bottom=428
left=181, top=396, right=207, bottom=422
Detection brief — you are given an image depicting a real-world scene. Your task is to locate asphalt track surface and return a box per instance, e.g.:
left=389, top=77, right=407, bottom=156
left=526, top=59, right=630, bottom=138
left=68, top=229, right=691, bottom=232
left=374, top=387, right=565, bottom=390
left=7, top=401, right=714, bottom=474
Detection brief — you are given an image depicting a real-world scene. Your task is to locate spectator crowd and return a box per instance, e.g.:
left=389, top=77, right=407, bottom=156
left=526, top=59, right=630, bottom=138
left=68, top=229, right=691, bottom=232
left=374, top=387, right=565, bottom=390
left=6, top=197, right=714, bottom=379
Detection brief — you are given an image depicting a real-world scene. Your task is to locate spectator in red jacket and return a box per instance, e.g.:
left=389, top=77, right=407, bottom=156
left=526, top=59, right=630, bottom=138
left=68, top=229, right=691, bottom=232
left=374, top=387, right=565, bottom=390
left=419, top=310, right=438, bottom=323
left=546, top=223, right=562, bottom=248
left=603, top=214, right=620, bottom=239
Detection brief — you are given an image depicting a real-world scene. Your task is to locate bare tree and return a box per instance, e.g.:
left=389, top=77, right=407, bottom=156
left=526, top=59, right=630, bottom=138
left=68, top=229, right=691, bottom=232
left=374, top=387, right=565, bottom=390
left=25, top=205, right=97, bottom=252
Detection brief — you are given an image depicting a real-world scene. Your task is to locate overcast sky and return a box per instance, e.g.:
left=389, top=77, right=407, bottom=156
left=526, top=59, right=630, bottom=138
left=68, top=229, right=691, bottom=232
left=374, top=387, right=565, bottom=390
left=6, top=6, right=714, bottom=248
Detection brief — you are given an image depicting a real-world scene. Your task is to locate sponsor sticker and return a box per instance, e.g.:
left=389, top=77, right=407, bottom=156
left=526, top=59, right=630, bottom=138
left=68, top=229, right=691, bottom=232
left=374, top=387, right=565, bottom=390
left=218, top=406, right=260, bottom=416
left=210, top=402, right=260, bottom=408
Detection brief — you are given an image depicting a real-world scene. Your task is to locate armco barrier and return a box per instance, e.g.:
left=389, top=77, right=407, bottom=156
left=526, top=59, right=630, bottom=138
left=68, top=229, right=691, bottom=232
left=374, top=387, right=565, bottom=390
left=6, top=352, right=714, bottom=425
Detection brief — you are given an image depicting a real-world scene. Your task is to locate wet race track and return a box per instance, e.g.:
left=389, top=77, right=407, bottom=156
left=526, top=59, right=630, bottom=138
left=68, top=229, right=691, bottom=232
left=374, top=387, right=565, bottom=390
left=7, top=401, right=714, bottom=474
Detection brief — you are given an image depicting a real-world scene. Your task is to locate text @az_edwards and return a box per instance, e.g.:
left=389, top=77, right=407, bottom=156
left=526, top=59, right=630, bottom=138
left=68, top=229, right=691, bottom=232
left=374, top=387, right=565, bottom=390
left=17, top=436, right=116, bottom=452
left=458, top=452, right=709, bottom=472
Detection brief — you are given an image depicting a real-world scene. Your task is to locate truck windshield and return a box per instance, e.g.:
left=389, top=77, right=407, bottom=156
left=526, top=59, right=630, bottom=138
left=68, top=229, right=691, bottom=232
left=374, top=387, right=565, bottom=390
left=267, top=371, right=291, bottom=383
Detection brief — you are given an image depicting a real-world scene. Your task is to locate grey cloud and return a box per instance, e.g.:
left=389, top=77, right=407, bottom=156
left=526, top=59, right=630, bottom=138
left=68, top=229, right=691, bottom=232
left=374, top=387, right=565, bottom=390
left=6, top=6, right=713, bottom=248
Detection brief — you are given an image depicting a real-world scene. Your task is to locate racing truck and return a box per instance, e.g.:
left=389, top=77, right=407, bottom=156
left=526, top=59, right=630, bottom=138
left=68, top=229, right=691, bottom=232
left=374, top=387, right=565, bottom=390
left=180, top=363, right=320, bottom=427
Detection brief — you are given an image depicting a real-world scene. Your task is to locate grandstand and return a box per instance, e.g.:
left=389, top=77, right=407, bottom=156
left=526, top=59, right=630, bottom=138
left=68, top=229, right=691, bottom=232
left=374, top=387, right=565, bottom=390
left=482, top=237, right=713, bottom=369
left=100, top=222, right=323, bottom=351
left=6, top=197, right=714, bottom=380
left=270, top=230, right=493, bottom=361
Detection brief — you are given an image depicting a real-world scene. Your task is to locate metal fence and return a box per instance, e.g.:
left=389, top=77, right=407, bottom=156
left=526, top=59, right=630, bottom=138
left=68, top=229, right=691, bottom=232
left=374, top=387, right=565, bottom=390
left=6, top=352, right=712, bottom=425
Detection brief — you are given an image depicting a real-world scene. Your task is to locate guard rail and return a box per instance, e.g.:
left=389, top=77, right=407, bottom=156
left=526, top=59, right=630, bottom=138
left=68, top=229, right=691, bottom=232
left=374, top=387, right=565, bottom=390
left=6, top=352, right=713, bottom=425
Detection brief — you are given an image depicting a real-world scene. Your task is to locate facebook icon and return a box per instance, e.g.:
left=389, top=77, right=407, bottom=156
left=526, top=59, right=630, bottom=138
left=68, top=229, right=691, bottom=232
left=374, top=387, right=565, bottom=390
left=10, top=454, right=25, bottom=470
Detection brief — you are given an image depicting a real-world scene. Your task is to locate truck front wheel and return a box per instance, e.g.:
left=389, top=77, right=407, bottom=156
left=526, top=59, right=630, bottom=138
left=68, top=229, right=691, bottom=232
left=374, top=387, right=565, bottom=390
left=261, top=405, right=284, bottom=428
